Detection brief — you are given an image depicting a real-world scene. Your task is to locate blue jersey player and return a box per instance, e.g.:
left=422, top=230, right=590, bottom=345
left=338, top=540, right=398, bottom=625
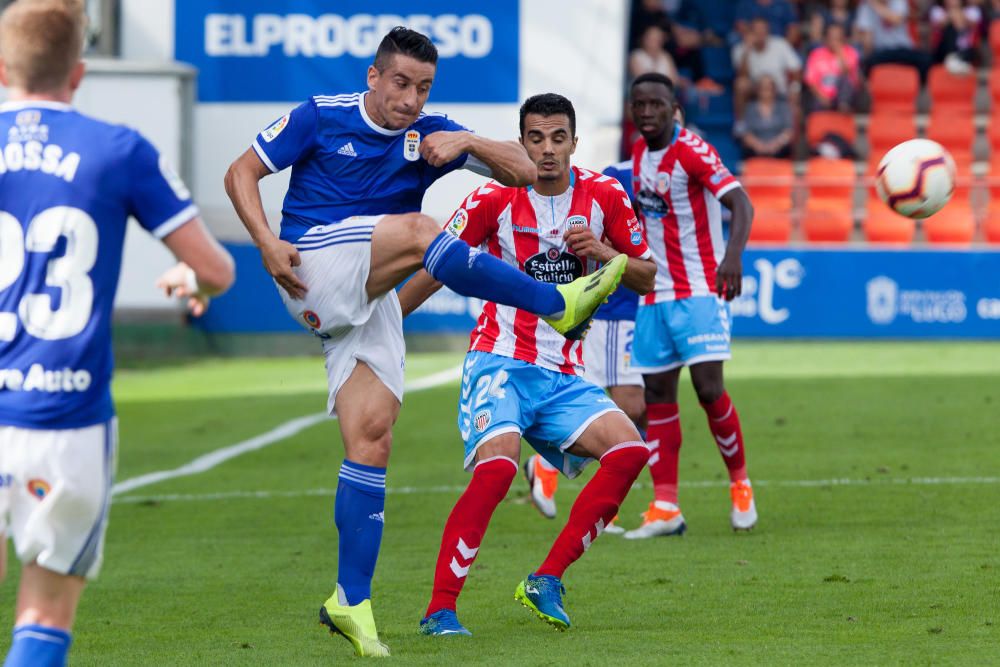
left=223, top=27, right=627, bottom=657
left=0, top=3, right=234, bottom=666
left=522, top=160, right=645, bottom=533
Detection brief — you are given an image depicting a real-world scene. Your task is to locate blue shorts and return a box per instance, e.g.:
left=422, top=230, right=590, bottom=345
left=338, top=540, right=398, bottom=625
left=633, top=296, right=732, bottom=372
left=458, top=352, right=622, bottom=478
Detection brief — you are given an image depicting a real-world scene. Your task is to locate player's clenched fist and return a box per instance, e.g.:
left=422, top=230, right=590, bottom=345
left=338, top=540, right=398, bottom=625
left=715, top=255, right=742, bottom=301
left=563, top=226, right=617, bottom=264
left=260, top=237, right=307, bottom=300
left=419, top=130, right=471, bottom=167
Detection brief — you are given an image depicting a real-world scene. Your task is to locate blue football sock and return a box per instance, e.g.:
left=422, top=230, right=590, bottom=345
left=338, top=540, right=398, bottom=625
left=4, top=625, right=71, bottom=667
left=334, top=460, right=386, bottom=606
left=423, top=232, right=565, bottom=316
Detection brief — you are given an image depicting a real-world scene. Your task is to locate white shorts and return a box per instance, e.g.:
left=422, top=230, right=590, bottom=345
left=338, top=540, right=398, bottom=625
left=0, top=420, right=117, bottom=580
left=583, top=319, right=644, bottom=389
left=277, top=216, right=405, bottom=415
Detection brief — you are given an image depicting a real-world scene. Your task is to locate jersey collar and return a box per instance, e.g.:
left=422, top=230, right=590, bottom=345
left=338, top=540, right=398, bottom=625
left=0, top=100, right=73, bottom=112
left=527, top=166, right=576, bottom=194
left=358, top=92, right=407, bottom=137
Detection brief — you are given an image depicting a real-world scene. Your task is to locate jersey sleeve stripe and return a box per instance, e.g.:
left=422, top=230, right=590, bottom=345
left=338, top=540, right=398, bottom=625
left=714, top=181, right=741, bottom=199
left=151, top=204, right=199, bottom=239
left=252, top=139, right=279, bottom=173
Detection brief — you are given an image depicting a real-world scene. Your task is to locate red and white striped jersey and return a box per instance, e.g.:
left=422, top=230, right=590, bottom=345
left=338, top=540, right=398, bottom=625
left=631, top=127, right=741, bottom=303
left=444, top=165, right=652, bottom=376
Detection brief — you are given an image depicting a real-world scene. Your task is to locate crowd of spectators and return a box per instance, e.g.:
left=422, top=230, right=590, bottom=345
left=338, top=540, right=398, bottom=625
left=626, top=0, right=993, bottom=160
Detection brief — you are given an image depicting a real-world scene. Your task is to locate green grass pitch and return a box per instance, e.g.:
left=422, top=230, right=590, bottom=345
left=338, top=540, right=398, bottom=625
left=2, top=342, right=999, bottom=665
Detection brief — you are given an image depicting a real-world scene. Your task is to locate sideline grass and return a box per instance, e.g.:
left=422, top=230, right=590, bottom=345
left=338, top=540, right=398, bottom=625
left=1, top=343, right=998, bottom=665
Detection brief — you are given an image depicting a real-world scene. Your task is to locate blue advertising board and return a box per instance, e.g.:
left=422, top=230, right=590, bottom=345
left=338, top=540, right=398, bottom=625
left=195, top=246, right=1000, bottom=339
left=174, top=0, right=519, bottom=103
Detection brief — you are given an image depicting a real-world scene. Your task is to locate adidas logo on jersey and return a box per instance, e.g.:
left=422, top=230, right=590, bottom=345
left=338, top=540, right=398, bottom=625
left=337, top=142, right=357, bottom=157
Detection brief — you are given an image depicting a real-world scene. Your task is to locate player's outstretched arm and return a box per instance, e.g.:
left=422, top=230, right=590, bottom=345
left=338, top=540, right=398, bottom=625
left=397, top=269, right=444, bottom=317
left=224, top=148, right=307, bottom=299
left=717, top=187, right=754, bottom=301
left=420, top=132, right=537, bottom=186
left=158, top=216, right=235, bottom=316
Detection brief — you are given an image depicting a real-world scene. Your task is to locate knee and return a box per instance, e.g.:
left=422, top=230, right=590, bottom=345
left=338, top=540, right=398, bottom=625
left=622, top=400, right=647, bottom=427
left=405, top=213, right=444, bottom=247
left=355, top=415, right=394, bottom=466
left=694, top=383, right=725, bottom=405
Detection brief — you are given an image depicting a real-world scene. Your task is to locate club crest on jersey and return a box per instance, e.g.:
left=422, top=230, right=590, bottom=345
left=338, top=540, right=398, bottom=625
left=447, top=209, right=469, bottom=236
left=262, top=114, right=289, bottom=143
left=303, top=310, right=321, bottom=329
left=656, top=172, right=671, bottom=194
left=27, top=479, right=50, bottom=500
left=474, top=410, right=492, bottom=432
left=710, top=167, right=732, bottom=185
left=567, top=215, right=588, bottom=228
left=404, top=130, right=421, bottom=162
left=630, top=231, right=643, bottom=245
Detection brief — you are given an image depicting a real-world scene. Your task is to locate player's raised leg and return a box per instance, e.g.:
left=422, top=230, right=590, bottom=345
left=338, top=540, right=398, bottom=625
left=624, top=367, right=687, bottom=539
left=421, top=435, right=520, bottom=637
left=689, top=361, right=756, bottom=531
left=367, top=213, right=627, bottom=338
left=318, top=362, right=396, bottom=658
left=516, top=411, right=649, bottom=629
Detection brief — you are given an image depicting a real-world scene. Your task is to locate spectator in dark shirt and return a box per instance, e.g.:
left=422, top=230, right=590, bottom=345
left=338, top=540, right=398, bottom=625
left=735, top=0, right=800, bottom=44
left=930, top=0, right=982, bottom=73
left=807, top=0, right=859, bottom=51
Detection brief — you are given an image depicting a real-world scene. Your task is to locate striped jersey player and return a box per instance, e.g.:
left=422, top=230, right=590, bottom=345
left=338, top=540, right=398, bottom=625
left=624, top=72, right=759, bottom=539
left=399, top=94, right=656, bottom=636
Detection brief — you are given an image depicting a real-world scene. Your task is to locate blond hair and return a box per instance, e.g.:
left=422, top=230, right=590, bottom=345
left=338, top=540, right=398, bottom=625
left=0, top=0, right=86, bottom=93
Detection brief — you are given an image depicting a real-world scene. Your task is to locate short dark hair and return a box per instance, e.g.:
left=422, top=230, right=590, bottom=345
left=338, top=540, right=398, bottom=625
left=519, top=93, right=577, bottom=136
left=374, top=26, right=438, bottom=71
left=630, top=72, right=676, bottom=95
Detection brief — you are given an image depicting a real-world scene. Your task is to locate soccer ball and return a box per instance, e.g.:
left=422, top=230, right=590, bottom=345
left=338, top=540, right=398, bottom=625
left=874, top=139, right=956, bottom=219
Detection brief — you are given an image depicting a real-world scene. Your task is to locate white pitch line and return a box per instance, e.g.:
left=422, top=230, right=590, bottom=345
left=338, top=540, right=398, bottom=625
left=113, top=475, right=1000, bottom=505
left=111, top=364, right=463, bottom=496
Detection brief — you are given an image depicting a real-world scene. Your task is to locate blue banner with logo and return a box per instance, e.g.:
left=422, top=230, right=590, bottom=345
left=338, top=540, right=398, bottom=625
left=194, top=246, right=1000, bottom=338
left=174, top=0, right=519, bottom=103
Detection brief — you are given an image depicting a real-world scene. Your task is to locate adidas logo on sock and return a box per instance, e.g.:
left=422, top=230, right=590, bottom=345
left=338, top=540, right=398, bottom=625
left=368, top=511, right=384, bottom=523
left=337, top=142, right=357, bottom=157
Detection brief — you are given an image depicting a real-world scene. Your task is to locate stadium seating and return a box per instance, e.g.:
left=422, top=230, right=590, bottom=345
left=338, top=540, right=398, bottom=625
left=985, top=210, right=1000, bottom=243
left=927, top=65, right=977, bottom=112
left=923, top=206, right=976, bottom=245
left=742, top=158, right=795, bottom=211
left=990, top=20, right=1000, bottom=62
left=866, top=113, right=917, bottom=169
left=802, top=207, right=853, bottom=243
left=806, top=112, right=856, bottom=152
left=868, top=64, right=919, bottom=113
left=990, top=68, right=1000, bottom=110
left=748, top=209, right=793, bottom=244
left=863, top=206, right=916, bottom=244
left=805, top=158, right=855, bottom=203
left=927, top=111, right=975, bottom=163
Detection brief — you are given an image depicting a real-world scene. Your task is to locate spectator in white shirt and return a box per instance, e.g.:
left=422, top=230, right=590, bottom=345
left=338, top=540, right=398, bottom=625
left=855, top=0, right=932, bottom=83
left=732, top=17, right=802, bottom=119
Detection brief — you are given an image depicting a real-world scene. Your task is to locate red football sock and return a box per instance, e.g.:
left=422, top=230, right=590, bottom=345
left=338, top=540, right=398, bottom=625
left=646, top=402, right=682, bottom=504
left=535, top=443, right=649, bottom=579
left=701, top=392, right=748, bottom=482
left=425, top=456, right=517, bottom=616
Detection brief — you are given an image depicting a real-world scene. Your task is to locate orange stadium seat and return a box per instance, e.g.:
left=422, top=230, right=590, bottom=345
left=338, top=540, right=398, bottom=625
left=923, top=206, right=975, bottom=245
left=867, top=113, right=917, bottom=164
left=984, top=207, right=1000, bottom=243
left=990, top=69, right=1000, bottom=111
left=868, top=64, right=919, bottom=113
left=748, top=209, right=793, bottom=244
left=927, top=111, right=974, bottom=158
left=989, top=115, right=1000, bottom=154
left=742, top=158, right=795, bottom=210
left=927, top=65, right=976, bottom=112
left=802, top=207, right=853, bottom=243
left=863, top=205, right=916, bottom=244
left=806, top=112, right=857, bottom=149
left=805, top=158, right=855, bottom=203
left=991, top=20, right=1000, bottom=60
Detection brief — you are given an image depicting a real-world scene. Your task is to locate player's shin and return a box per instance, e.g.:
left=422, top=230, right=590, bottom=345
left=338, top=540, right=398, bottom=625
left=4, top=625, right=72, bottom=667
left=425, top=457, right=517, bottom=617
left=334, top=460, right=386, bottom=606
left=423, top=232, right=565, bottom=316
left=535, top=443, right=649, bottom=578
left=701, top=392, right=747, bottom=482
left=647, top=402, right=682, bottom=504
